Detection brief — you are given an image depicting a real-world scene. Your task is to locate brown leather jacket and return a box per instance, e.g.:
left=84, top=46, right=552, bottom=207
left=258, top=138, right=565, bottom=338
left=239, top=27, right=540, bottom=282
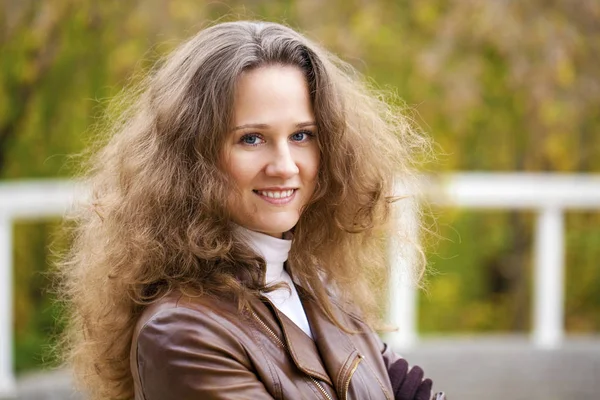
left=130, top=285, right=444, bottom=399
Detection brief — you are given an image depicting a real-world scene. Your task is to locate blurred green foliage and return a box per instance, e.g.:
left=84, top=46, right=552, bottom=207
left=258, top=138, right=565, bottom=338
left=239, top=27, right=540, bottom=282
left=13, top=220, right=66, bottom=373
left=1, top=0, right=599, bottom=372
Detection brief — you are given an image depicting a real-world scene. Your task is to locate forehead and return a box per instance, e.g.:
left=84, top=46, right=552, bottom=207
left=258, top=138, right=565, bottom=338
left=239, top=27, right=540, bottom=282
left=233, top=65, right=314, bottom=125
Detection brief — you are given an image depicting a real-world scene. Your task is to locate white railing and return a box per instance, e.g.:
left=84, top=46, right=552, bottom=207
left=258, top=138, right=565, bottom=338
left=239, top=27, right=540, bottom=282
left=1, top=174, right=600, bottom=398
left=0, top=181, right=78, bottom=399
left=387, top=173, right=600, bottom=350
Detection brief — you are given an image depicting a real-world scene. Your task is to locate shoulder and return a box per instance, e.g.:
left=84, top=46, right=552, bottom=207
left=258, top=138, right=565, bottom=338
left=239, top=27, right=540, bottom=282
left=131, top=292, right=254, bottom=369
left=129, top=293, right=276, bottom=400
left=134, top=292, right=236, bottom=332
left=297, top=284, right=374, bottom=332
left=132, top=291, right=247, bottom=345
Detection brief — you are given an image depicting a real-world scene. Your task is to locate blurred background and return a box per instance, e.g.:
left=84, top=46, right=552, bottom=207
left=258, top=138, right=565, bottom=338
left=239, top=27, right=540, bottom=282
left=1, top=0, right=599, bottom=399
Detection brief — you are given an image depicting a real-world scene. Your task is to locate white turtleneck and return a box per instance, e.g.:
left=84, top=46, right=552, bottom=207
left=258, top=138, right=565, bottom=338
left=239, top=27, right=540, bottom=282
left=234, top=226, right=313, bottom=339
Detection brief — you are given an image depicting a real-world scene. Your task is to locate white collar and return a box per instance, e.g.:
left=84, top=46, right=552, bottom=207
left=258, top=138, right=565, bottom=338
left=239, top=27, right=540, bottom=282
left=233, top=225, right=292, bottom=283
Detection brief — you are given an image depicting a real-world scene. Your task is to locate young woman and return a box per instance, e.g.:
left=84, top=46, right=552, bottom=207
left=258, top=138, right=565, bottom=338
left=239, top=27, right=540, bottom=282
left=59, top=21, right=445, bottom=400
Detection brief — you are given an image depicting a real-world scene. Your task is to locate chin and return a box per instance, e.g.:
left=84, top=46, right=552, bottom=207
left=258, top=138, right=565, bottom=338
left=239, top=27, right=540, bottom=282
left=255, top=218, right=298, bottom=236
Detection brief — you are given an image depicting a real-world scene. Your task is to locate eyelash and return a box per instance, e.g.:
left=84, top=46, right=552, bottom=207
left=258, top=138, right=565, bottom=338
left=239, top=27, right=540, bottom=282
left=239, top=130, right=315, bottom=147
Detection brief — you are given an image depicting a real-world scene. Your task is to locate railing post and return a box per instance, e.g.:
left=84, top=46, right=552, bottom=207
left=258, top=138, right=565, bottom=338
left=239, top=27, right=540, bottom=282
left=387, top=265, right=418, bottom=349
left=0, top=214, right=16, bottom=398
left=532, top=206, right=565, bottom=349
left=386, top=190, right=419, bottom=349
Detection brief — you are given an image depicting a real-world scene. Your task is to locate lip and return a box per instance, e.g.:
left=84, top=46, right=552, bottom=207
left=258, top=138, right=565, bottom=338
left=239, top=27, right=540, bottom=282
left=253, top=188, right=297, bottom=205
left=254, top=187, right=297, bottom=191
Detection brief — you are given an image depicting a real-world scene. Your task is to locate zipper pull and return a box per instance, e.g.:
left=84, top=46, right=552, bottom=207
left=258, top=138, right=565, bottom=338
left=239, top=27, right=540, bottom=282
left=342, top=353, right=363, bottom=400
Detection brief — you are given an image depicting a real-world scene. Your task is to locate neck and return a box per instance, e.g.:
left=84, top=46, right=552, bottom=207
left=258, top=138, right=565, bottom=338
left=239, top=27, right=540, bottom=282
left=262, top=231, right=283, bottom=239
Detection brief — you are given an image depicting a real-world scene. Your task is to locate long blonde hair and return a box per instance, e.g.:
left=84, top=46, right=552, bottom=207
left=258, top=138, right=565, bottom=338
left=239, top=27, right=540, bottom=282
left=58, top=20, right=430, bottom=399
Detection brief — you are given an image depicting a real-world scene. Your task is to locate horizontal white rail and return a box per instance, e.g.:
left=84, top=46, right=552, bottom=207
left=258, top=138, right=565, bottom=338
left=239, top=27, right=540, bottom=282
left=1, top=174, right=599, bottom=397
left=0, top=181, right=79, bottom=219
left=423, top=173, right=600, bottom=209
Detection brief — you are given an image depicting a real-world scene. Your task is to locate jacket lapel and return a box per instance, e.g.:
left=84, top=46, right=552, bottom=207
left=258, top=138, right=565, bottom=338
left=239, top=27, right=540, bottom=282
left=249, top=295, right=332, bottom=385
left=298, top=287, right=360, bottom=396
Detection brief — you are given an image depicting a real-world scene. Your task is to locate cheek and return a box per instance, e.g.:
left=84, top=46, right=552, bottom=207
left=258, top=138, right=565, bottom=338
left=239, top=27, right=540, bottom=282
left=222, top=159, right=254, bottom=215
left=228, top=168, right=248, bottom=190
left=224, top=155, right=255, bottom=190
left=303, top=150, right=320, bottom=184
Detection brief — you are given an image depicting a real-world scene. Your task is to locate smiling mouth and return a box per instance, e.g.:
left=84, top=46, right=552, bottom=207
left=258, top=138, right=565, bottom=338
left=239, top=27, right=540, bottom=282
left=252, top=189, right=296, bottom=199
left=252, top=189, right=297, bottom=204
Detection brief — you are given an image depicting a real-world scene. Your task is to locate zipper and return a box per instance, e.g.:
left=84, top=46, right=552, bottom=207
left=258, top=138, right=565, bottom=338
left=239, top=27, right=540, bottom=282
left=251, top=311, right=332, bottom=400
left=251, top=310, right=286, bottom=348
left=341, top=354, right=363, bottom=400
left=309, top=376, right=334, bottom=400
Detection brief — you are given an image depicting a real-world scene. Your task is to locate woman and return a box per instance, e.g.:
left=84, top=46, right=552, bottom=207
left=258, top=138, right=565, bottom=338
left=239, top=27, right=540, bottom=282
left=59, top=21, right=445, bottom=399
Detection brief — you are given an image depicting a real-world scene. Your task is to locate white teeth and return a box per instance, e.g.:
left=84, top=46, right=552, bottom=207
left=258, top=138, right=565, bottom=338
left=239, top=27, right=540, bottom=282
left=258, top=190, right=294, bottom=198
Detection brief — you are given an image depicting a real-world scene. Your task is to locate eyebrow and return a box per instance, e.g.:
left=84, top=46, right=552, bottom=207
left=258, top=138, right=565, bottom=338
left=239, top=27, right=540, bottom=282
left=233, top=121, right=317, bottom=131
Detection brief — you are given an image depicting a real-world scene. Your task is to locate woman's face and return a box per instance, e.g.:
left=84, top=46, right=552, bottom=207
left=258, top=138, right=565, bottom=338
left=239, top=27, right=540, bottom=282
left=222, top=65, right=320, bottom=238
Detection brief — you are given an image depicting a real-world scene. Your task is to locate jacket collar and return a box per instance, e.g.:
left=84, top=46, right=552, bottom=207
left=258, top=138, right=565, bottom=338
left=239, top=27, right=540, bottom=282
left=250, top=284, right=361, bottom=393
left=298, top=286, right=361, bottom=395
left=249, top=293, right=333, bottom=385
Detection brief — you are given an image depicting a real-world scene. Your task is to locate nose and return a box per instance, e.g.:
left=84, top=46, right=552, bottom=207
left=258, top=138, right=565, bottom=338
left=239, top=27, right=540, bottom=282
left=265, top=142, right=299, bottom=178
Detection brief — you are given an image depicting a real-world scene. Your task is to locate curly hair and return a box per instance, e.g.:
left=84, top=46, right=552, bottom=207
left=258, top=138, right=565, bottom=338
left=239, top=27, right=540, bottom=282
left=57, top=20, right=430, bottom=399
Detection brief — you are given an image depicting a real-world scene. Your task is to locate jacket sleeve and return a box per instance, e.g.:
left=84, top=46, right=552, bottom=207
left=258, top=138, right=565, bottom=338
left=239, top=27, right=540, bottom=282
left=134, top=307, right=275, bottom=400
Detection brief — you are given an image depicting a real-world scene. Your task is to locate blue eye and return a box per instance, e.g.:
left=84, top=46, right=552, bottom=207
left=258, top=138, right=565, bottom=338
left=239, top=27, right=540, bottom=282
left=291, top=130, right=314, bottom=142
left=240, top=134, right=264, bottom=146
